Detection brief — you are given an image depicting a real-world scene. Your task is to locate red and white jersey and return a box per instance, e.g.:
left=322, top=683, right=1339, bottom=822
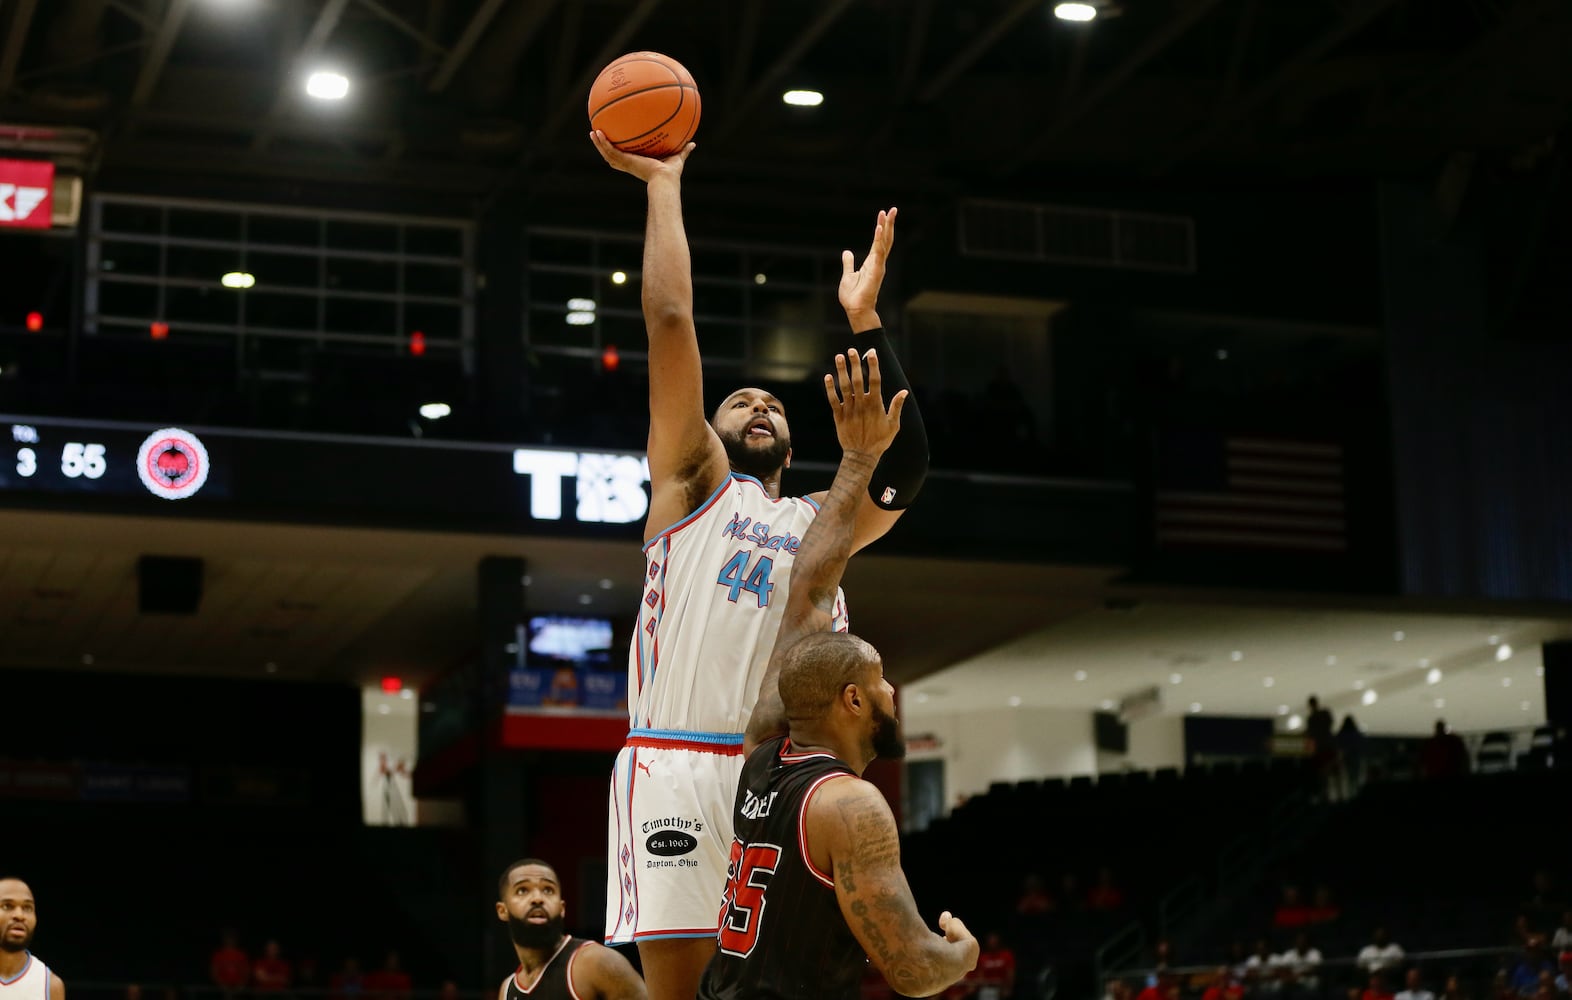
left=0, top=953, right=54, bottom=1000
left=628, top=473, right=849, bottom=734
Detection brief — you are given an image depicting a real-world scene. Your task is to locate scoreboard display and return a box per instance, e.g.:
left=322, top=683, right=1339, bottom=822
left=4, top=420, right=222, bottom=500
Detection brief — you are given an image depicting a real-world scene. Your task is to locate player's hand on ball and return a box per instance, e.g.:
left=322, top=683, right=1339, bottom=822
left=825, top=347, right=907, bottom=457
left=589, top=130, right=695, bottom=183
left=938, top=911, right=979, bottom=968
left=838, top=207, right=897, bottom=323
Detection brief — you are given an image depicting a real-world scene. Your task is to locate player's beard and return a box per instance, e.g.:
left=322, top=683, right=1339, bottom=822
left=508, top=912, right=566, bottom=951
left=718, top=426, right=791, bottom=482
left=870, top=700, right=906, bottom=761
left=0, top=928, right=31, bottom=953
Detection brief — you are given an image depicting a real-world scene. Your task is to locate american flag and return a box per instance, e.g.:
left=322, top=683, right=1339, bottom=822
left=1154, top=432, right=1347, bottom=553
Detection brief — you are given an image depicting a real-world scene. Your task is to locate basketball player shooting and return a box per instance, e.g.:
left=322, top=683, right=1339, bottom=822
left=494, top=860, right=646, bottom=1000
left=699, top=352, right=976, bottom=1000
left=588, top=131, right=930, bottom=1000
left=1, top=878, right=66, bottom=1000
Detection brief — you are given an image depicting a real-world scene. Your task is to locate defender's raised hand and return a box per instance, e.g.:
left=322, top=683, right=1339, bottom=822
left=824, top=347, right=907, bottom=458
left=589, top=130, right=695, bottom=184
left=838, top=207, right=897, bottom=328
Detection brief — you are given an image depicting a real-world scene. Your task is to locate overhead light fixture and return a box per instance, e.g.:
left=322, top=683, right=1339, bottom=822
left=305, top=70, right=350, bottom=101
left=1426, top=668, right=1443, bottom=685
left=565, top=311, right=595, bottom=325
left=1189, top=702, right=1203, bottom=714
left=1100, top=699, right=1116, bottom=710
left=1073, top=670, right=1087, bottom=681
left=1418, top=657, right=1430, bottom=668
left=1325, top=655, right=1338, bottom=666
left=1276, top=704, right=1289, bottom=716
left=1215, top=349, right=1229, bottom=361
left=1054, top=2, right=1098, bottom=21
left=1361, top=689, right=1378, bottom=706
left=418, top=402, right=451, bottom=419
left=1487, top=634, right=1501, bottom=645
left=610, top=271, right=627, bottom=285
left=1501, top=677, right=1512, bottom=687
left=1287, top=714, right=1304, bottom=731
left=400, top=689, right=413, bottom=700
left=567, top=298, right=596, bottom=312
left=1521, top=700, right=1532, bottom=711
left=1496, top=643, right=1513, bottom=662
left=1008, top=695, right=1023, bottom=707
left=754, top=273, right=768, bottom=285
left=378, top=704, right=390, bottom=715
left=221, top=271, right=255, bottom=289
left=1393, top=630, right=1406, bottom=642
left=1353, top=679, right=1365, bottom=690
left=599, top=578, right=614, bottom=590
left=578, top=594, right=593, bottom=605
left=1263, top=676, right=1275, bottom=688
left=782, top=89, right=824, bottom=107
left=1230, top=650, right=1243, bottom=662
left=1169, top=672, right=1182, bottom=684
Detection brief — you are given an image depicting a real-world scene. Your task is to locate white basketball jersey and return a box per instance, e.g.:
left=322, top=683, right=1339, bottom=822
left=628, top=473, right=849, bottom=733
left=1, top=954, right=53, bottom=1000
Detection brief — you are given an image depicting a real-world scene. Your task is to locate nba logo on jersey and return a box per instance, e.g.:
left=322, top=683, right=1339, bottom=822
left=881, top=487, right=897, bottom=504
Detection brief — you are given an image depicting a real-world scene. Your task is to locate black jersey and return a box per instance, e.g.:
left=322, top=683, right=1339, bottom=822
left=697, top=736, right=866, bottom=1000
left=498, top=937, right=594, bottom=1000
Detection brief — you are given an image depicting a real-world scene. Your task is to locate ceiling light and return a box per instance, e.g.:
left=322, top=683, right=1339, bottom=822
left=1426, top=667, right=1443, bottom=685
left=1054, top=2, right=1098, bottom=21
left=1496, top=643, right=1513, bottom=662
left=1215, top=349, right=1229, bottom=361
left=378, top=704, right=390, bottom=715
left=1230, top=650, right=1243, bottom=662
left=599, top=578, right=614, bottom=589
left=1353, top=679, right=1365, bottom=690
left=782, top=89, right=824, bottom=107
left=1263, top=676, right=1275, bottom=688
left=418, top=402, right=451, bottom=420
left=1418, top=657, right=1430, bottom=668
left=565, top=311, right=595, bottom=325
left=1100, top=699, right=1116, bottom=710
left=1361, top=689, right=1378, bottom=706
left=1008, top=695, right=1023, bottom=707
left=1325, top=655, right=1337, bottom=666
left=567, top=298, right=596, bottom=312
left=1501, top=677, right=1512, bottom=687
left=1286, top=714, right=1304, bottom=731
left=578, top=594, right=593, bottom=605
left=400, top=689, right=413, bottom=700
left=610, top=271, right=627, bottom=285
left=1487, top=634, right=1501, bottom=645
left=1189, top=702, right=1202, bottom=713
left=1393, top=630, right=1406, bottom=642
left=305, top=70, right=350, bottom=101
left=1521, top=700, right=1531, bottom=711
left=1276, top=704, right=1289, bottom=716
left=221, top=271, right=255, bottom=289
left=1073, top=670, right=1087, bottom=681
left=754, top=273, right=768, bottom=285
left=1169, top=672, right=1183, bottom=684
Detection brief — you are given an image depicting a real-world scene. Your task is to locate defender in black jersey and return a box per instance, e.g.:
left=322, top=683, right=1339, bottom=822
left=496, top=859, right=647, bottom=1000
left=697, top=350, right=978, bottom=999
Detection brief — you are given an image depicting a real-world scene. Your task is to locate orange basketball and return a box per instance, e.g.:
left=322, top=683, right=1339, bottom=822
left=588, top=51, right=701, bottom=159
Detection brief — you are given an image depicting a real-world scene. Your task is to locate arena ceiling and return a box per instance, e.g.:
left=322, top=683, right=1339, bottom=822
left=2, top=0, right=1570, bottom=216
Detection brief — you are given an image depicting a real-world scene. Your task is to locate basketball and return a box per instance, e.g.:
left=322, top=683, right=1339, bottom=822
left=588, top=51, right=701, bottom=159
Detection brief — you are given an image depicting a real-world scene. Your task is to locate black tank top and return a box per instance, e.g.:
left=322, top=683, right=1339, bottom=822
left=499, top=937, right=594, bottom=1000
left=698, top=736, right=867, bottom=1000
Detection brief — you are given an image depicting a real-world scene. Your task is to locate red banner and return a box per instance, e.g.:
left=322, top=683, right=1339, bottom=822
left=0, top=158, right=55, bottom=229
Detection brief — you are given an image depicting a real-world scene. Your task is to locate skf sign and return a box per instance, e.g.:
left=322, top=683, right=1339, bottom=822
left=513, top=448, right=651, bottom=524
left=0, top=159, right=54, bottom=229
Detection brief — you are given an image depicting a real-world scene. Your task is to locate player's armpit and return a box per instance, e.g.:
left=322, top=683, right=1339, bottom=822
left=573, top=943, right=649, bottom=1000
left=813, top=781, right=976, bottom=998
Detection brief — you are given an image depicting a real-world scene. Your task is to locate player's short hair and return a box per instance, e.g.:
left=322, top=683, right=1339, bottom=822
left=778, top=632, right=881, bottom=718
left=497, top=858, right=557, bottom=899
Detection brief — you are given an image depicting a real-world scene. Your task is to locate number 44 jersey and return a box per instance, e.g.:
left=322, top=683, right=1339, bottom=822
left=627, top=473, right=848, bottom=734
left=699, top=737, right=866, bottom=1000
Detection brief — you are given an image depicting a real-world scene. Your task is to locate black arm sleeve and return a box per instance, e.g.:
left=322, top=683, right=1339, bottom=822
left=844, top=327, right=929, bottom=510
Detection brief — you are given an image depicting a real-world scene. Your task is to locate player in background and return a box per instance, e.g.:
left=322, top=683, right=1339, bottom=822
left=590, top=129, right=930, bottom=1000
left=699, top=349, right=975, bottom=999
left=1, top=878, right=67, bottom=1000
left=495, top=859, right=646, bottom=1000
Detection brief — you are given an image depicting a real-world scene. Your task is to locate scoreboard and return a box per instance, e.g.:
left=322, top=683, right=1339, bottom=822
left=5, top=420, right=222, bottom=500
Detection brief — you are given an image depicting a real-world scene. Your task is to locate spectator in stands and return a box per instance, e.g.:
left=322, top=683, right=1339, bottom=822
left=1088, top=869, right=1125, bottom=912
left=1306, top=696, right=1337, bottom=795
left=1336, top=716, right=1366, bottom=800
left=1204, top=968, right=1246, bottom=1000
left=1419, top=720, right=1470, bottom=779
left=1276, top=886, right=1315, bottom=928
left=1015, top=874, right=1053, bottom=916
left=1358, top=928, right=1406, bottom=975
left=1308, top=885, right=1341, bottom=926
left=1275, top=933, right=1323, bottom=997
left=252, top=940, right=292, bottom=992
left=211, top=930, right=251, bottom=996
left=963, top=932, right=1016, bottom=1000
left=1228, top=942, right=1252, bottom=983
left=1363, top=973, right=1396, bottom=1000
left=1553, top=913, right=1572, bottom=953
left=1494, top=970, right=1518, bottom=1000
left=1103, top=978, right=1133, bottom=1000
left=329, top=958, right=364, bottom=1000
left=1553, top=953, right=1571, bottom=995
left=1246, top=939, right=1282, bottom=996
left=1395, top=968, right=1436, bottom=1000
left=1137, top=972, right=1179, bottom=1000
left=1512, top=937, right=1556, bottom=997
left=1440, top=974, right=1469, bottom=1000
left=366, top=952, right=412, bottom=1000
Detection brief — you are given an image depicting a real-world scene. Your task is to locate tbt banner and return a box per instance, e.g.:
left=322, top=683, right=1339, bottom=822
left=0, top=158, right=55, bottom=229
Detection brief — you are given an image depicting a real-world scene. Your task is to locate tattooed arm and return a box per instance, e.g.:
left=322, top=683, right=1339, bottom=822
left=744, top=348, right=907, bottom=754
left=807, top=776, right=978, bottom=996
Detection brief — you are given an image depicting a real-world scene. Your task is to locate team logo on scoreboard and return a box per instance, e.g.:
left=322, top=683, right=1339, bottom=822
left=136, top=427, right=210, bottom=500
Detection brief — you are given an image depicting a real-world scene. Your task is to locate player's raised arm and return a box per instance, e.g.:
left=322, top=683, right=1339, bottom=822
left=809, top=207, right=931, bottom=552
left=744, top=347, right=906, bottom=753
left=814, top=778, right=977, bottom=997
left=590, top=132, right=728, bottom=537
